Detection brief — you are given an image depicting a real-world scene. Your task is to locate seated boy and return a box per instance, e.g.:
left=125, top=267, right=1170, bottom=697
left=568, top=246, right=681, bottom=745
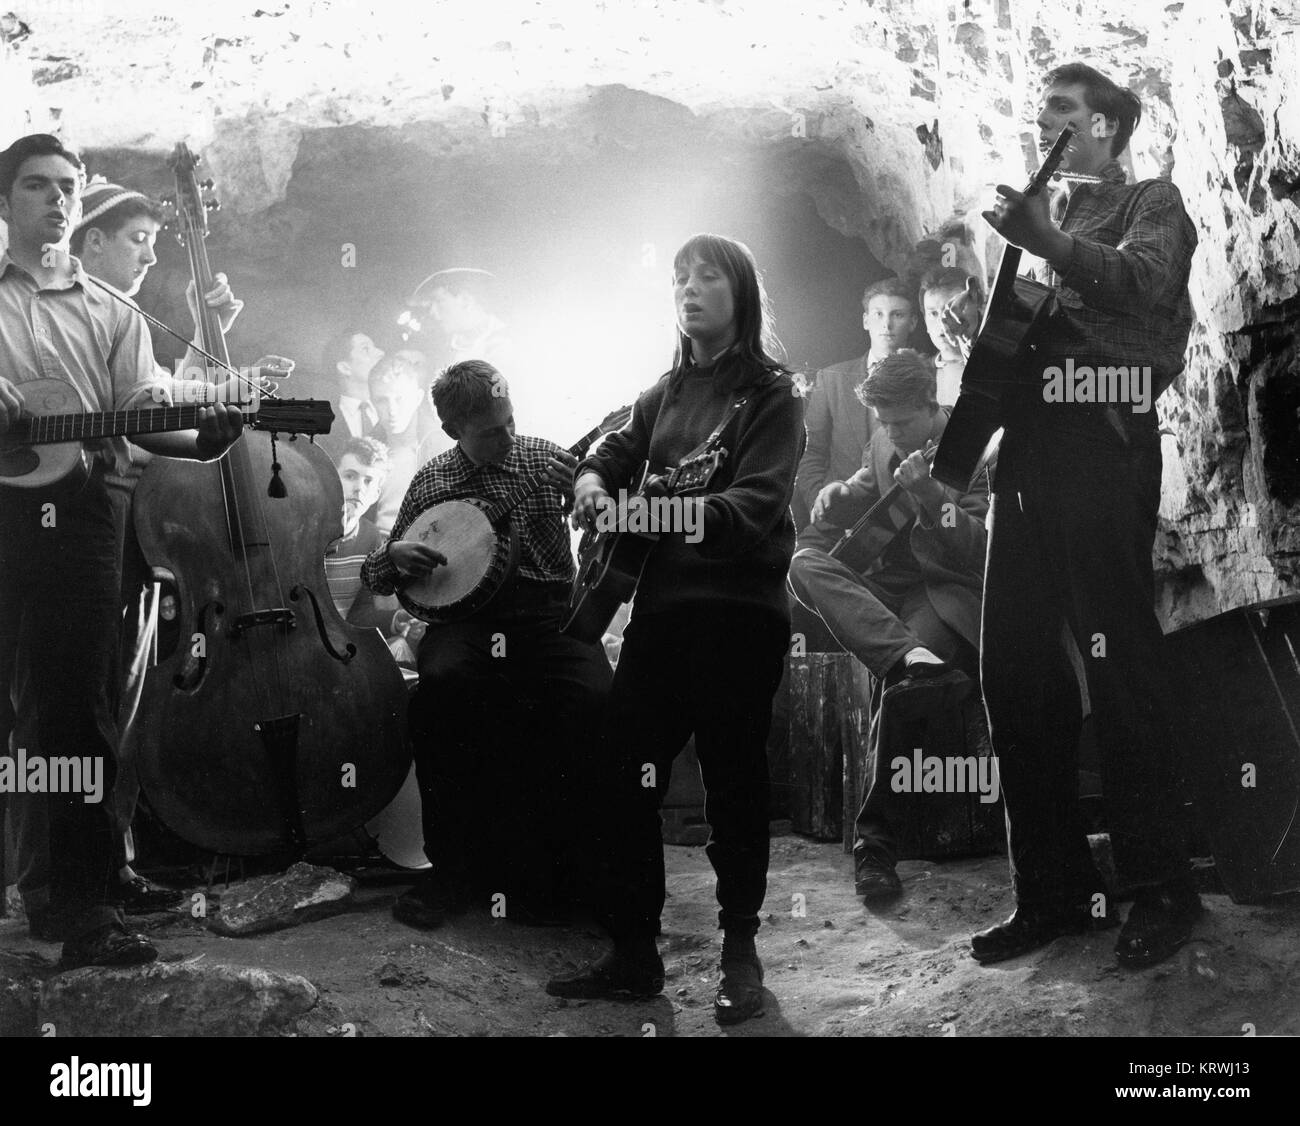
left=360, top=360, right=610, bottom=926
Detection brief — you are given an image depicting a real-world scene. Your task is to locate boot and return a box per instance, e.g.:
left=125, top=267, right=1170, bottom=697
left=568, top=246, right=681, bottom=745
left=714, top=931, right=765, bottom=1025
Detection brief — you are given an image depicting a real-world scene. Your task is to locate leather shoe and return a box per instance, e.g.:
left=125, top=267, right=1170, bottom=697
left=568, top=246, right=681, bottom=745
left=714, top=933, right=765, bottom=1025
left=114, top=875, right=184, bottom=914
left=971, top=904, right=1089, bottom=964
left=883, top=665, right=973, bottom=719
left=60, top=924, right=157, bottom=970
left=546, top=940, right=665, bottom=1000
left=1115, top=880, right=1202, bottom=968
left=854, top=857, right=903, bottom=902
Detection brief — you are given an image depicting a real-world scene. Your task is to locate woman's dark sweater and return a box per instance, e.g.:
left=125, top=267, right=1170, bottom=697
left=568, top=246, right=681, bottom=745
left=577, top=353, right=805, bottom=622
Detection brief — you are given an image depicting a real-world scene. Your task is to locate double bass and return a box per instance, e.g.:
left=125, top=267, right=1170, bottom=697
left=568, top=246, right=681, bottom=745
left=131, top=143, right=410, bottom=855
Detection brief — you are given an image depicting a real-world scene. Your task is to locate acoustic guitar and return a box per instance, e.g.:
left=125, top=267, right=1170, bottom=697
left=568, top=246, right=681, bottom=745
left=0, top=379, right=333, bottom=489
left=396, top=404, right=631, bottom=625
left=561, top=448, right=726, bottom=644
left=931, top=122, right=1076, bottom=491
left=823, top=446, right=939, bottom=573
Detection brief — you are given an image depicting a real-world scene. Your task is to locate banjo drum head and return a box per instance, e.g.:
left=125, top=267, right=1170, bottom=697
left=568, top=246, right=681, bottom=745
left=402, top=499, right=497, bottom=611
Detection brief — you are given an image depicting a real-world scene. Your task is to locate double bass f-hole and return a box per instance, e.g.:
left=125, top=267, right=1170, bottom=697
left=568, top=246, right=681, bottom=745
left=172, top=600, right=224, bottom=691
left=290, top=584, right=358, bottom=664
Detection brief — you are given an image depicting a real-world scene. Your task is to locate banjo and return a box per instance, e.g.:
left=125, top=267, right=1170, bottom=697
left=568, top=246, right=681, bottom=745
left=396, top=404, right=631, bottom=625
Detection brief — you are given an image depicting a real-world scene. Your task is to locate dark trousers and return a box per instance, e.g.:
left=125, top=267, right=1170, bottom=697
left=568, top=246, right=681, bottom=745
left=599, top=607, right=789, bottom=940
left=409, top=580, right=610, bottom=908
left=789, top=535, right=973, bottom=866
left=0, top=465, right=123, bottom=940
left=981, top=409, right=1188, bottom=909
left=9, top=477, right=155, bottom=914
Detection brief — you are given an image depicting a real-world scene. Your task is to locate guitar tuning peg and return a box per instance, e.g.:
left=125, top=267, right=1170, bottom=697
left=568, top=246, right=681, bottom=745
left=161, top=194, right=175, bottom=205
left=200, top=178, right=215, bottom=190
left=204, top=200, right=221, bottom=212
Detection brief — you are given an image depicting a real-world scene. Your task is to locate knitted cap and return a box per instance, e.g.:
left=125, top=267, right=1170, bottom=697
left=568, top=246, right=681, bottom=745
left=75, top=174, right=148, bottom=232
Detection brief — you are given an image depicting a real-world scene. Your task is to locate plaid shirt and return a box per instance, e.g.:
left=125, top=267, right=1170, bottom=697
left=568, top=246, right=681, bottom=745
left=361, top=434, right=574, bottom=594
left=1033, top=160, right=1197, bottom=390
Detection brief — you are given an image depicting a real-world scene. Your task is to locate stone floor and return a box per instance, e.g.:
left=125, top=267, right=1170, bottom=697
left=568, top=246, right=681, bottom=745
left=3, top=835, right=1300, bottom=1037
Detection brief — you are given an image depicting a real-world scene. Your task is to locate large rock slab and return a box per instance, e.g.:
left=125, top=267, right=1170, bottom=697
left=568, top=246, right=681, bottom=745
left=209, top=862, right=357, bottom=938
left=39, top=961, right=318, bottom=1037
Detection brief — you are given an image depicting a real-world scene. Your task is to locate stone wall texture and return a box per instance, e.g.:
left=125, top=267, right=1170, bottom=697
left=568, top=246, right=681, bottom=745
left=2, top=0, right=1297, bottom=625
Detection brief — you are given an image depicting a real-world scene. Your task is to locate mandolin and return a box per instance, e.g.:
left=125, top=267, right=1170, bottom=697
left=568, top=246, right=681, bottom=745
left=931, top=122, right=1076, bottom=490
left=0, top=379, right=332, bottom=489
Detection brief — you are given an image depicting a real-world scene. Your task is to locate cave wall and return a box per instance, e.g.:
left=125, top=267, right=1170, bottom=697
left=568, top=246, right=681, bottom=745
left=2, top=0, right=1298, bottom=625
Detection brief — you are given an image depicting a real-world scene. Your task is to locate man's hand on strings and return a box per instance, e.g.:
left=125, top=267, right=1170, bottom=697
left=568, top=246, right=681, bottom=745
left=186, top=272, right=245, bottom=335
left=0, top=377, right=25, bottom=436
left=194, top=401, right=243, bottom=461
left=545, top=449, right=578, bottom=496
left=981, top=185, right=1071, bottom=264
left=894, top=442, right=947, bottom=520
left=571, top=472, right=614, bottom=532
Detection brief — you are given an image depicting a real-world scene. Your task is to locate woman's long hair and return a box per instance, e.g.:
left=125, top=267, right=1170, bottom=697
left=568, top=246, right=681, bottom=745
left=668, top=233, right=788, bottom=393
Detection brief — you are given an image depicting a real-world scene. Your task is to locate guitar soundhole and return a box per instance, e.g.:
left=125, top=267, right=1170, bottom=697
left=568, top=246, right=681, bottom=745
left=0, top=446, right=39, bottom=478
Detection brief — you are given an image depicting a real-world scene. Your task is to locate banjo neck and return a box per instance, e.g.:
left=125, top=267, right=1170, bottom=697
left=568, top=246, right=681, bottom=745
left=484, top=414, right=627, bottom=523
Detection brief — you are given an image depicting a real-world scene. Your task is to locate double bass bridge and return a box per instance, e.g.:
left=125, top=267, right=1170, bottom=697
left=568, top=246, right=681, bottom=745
left=231, top=607, right=296, bottom=638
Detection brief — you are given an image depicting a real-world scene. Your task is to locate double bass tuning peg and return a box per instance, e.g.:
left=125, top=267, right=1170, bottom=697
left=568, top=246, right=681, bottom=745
left=204, top=200, right=221, bottom=212
left=199, top=178, right=215, bottom=190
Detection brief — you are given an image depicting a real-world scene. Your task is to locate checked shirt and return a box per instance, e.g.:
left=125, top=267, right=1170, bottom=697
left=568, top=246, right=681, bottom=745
left=361, top=434, right=575, bottom=595
left=1033, top=159, right=1197, bottom=392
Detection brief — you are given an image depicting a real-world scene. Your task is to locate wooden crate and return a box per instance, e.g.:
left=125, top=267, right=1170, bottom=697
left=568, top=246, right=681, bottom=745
left=868, top=693, right=1006, bottom=861
left=787, top=653, right=872, bottom=840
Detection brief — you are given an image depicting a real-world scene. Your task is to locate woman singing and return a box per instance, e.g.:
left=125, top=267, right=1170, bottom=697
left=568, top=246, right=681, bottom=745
left=546, top=234, right=803, bottom=1024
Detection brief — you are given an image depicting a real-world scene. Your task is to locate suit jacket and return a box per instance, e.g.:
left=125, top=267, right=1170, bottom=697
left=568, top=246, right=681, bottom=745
left=802, top=407, right=989, bottom=650
left=792, top=353, right=875, bottom=528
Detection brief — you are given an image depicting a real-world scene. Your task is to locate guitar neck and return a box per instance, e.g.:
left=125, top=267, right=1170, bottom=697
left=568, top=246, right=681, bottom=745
left=836, top=447, right=939, bottom=549
left=11, top=403, right=263, bottom=446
